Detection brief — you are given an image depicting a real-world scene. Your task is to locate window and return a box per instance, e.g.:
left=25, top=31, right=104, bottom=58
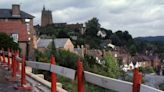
left=11, top=33, right=18, bottom=43
left=26, top=23, right=30, bottom=31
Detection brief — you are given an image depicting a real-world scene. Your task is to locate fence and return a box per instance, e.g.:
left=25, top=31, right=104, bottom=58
left=0, top=48, right=163, bottom=92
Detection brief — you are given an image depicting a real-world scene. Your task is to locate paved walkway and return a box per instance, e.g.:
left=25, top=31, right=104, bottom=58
left=0, top=66, right=31, bottom=92
left=144, top=74, right=164, bottom=89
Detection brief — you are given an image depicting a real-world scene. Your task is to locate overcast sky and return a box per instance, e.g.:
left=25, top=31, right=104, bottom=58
left=0, top=0, right=163, bottom=37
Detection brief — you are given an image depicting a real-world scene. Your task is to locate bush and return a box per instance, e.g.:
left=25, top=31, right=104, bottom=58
left=159, top=83, right=164, bottom=91
left=139, top=67, right=155, bottom=74
left=56, top=50, right=78, bottom=69
left=57, top=75, right=115, bottom=92
left=0, top=32, right=19, bottom=50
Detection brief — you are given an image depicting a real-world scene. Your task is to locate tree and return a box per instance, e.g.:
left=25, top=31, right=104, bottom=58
left=0, top=32, right=19, bottom=50
left=104, top=52, right=121, bottom=78
left=85, top=17, right=100, bottom=37
left=57, top=50, right=78, bottom=69
left=111, top=34, right=121, bottom=46
left=129, top=44, right=137, bottom=56
left=57, top=30, right=69, bottom=38
left=50, top=37, right=56, bottom=56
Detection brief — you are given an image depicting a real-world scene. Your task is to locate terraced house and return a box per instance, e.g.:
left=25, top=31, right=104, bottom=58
left=0, top=4, right=35, bottom=58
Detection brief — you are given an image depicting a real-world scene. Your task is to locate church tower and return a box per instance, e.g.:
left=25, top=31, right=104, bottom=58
left=41, top=6, right=53, bottom=27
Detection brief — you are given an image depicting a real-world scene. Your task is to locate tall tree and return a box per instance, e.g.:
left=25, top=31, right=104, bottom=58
left=85, top=17, right=100, bottom=37
left=104, top=52, right=121, bottom=78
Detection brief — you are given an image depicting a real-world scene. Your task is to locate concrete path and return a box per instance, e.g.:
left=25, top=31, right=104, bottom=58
left=144, top=74, right=164, bottom=89
left=0, top=66, right=31, bottom=92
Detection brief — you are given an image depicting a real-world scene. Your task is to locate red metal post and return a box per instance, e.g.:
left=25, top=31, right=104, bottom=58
left=5, top=51, right=17, bottom=81
left=51, top=55, right=57, bottom=92
left=2, top=48, right=6, bottom=64
left=77, top=58, right=84, bottom=92
left=7, top=48, right=11, bottom=69
left=21, top=55, right=26, bottom=85
left=16, top=50, right=21, bottom=74
left=15, top=54, right=32, bottom=90
left=0, top=48, right=2, bottom=63
left=132, top=68, right=142, bottom=92
left=12, top=53, right=17, bottom=80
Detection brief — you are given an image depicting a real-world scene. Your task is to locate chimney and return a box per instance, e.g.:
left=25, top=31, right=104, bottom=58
left=12, top=4, right=20, bottom=17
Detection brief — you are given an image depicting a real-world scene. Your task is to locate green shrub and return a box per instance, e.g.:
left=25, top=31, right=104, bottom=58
left=159, top=83, right=164, bottom=91
left=139, top=67, right=155, bottom=74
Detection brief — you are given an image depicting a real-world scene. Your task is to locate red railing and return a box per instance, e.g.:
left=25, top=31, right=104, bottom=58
left=0, top=48, right=160, bottom=92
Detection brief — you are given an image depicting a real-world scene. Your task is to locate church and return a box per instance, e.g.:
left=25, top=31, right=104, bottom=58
left=41, top=6, right=53, bottom=27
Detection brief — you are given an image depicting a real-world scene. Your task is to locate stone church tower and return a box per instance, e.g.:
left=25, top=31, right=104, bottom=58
left=41, top=6, right=53, bottom=27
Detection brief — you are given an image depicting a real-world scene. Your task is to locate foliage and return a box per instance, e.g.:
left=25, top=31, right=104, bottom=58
left=56, top=50, right=78, bottom=69
left=0, top=32, right=19, bottom=50
left=129, top=44, right=137, bottom=55
left=83, top=52, right=122, bottom=78
left=159, top=83, right=164, bottom=91
left=36, top=25, right=72, bottom=38
left=111, top=31, right=133, bottom=47
left=85, top=17, right=100, bottom=37
left=104, top=52, right=122, bottom=78
left=35, top=49, right=50, bottom=63
left=49, top=37, right=56, bottom=56
left=57, top=30, right=70, bottom=38
left=57, top=75, right=115, bottom=92
left=139, top=67, right=155, bottom=74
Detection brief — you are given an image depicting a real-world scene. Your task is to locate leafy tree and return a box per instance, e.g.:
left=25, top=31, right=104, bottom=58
left=50, top=37, right=57, bottom=56
left=105, top=29, right=113, bottom=39
left=85, top=17, right=100, bottom=37
left=57, top=50, right=78, bottom=69
left=104, top=52, right=121, bottom=78
left=57, top=30, right=70, bottom=38
left=111, top=34, right=121, bottom=46
left=129, top=44, right=137, bottom=55
left=0, top=32, right=19, bottom=50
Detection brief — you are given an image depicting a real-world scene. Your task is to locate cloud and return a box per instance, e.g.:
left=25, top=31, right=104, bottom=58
left=0, top=0, right=163, bottom=37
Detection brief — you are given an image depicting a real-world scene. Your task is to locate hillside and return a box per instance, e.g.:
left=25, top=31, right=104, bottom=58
left=135, top=36, right=164, bottom=43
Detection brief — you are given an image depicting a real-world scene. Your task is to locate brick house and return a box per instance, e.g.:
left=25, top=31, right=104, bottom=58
left=0, top=4, right=35, bottom=58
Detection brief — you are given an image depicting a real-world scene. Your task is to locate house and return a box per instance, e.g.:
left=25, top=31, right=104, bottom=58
left=0, top=4, right=35, bottom=58
left=97, top=30, right=106, bottom=38
left=37, top=38, right=74, bottom=53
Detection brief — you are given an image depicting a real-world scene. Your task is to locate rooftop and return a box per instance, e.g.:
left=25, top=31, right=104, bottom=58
left=0, top=9, right=34, bottom=19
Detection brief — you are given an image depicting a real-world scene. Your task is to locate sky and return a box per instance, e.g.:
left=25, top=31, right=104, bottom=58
left=0, top=0, right=163, bottom=37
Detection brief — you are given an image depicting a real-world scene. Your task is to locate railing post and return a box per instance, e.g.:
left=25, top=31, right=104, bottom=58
left=16, top=50, right=21, bottom=74
left=2, top=48, right=6, bottom=64
left=0, top=49, right=2, bottom=63
left=51, top=55, right=56, bottom=92
left=15, top=54, right=32, bottom=90
left=5, top=51, right=17, bottom=81
left=12, top=52, right=17, bottom=80
left=7, top=48, right=11, bottom=70
left=77, top=58, right=84, bottom=92
left=132, top=68, right=142, bottom=92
